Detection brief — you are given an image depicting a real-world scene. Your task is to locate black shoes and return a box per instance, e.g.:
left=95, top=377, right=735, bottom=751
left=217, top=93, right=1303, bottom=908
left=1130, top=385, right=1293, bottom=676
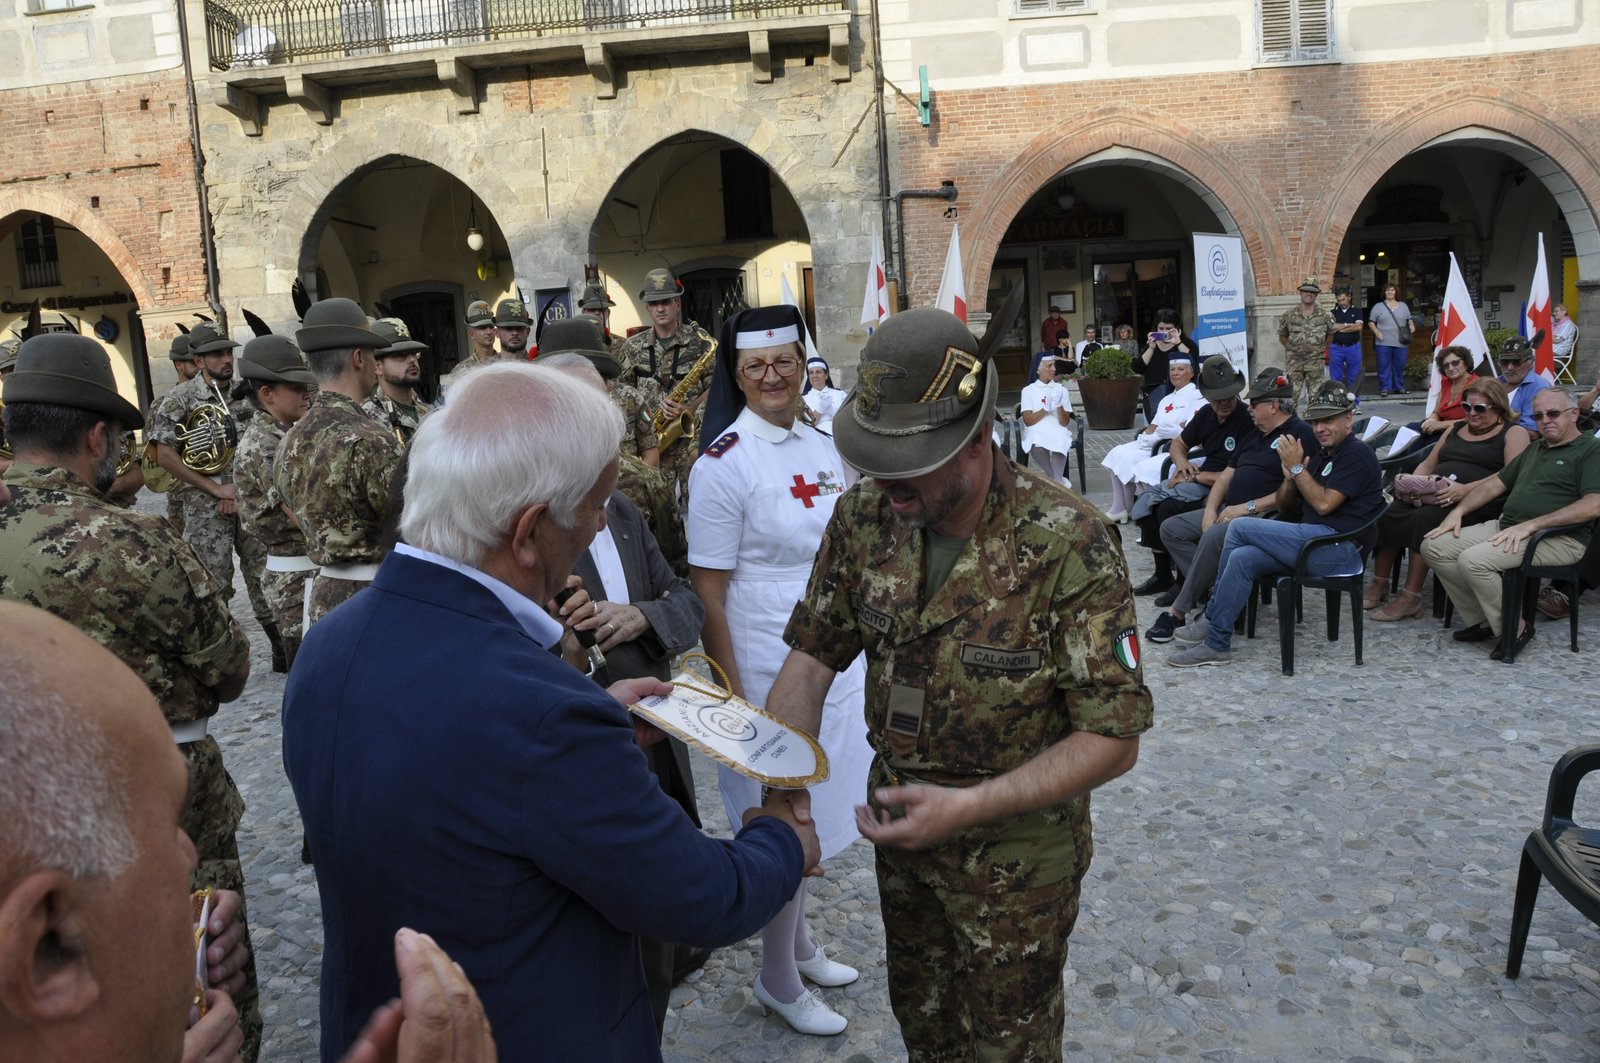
left=1452, top=621, right=1494, bottom=643
left=1490, top=624, right=1536, bottom=662
left=1145, top=612, right=1179, bottom=643
left=1153, top=584, right=1182, bottom=608
left=1132, top=573, right=1174, bottom=596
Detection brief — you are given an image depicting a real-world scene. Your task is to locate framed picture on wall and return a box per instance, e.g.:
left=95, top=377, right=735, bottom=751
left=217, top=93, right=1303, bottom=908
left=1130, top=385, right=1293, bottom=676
left=1047, top=291, right=1075, bottom=314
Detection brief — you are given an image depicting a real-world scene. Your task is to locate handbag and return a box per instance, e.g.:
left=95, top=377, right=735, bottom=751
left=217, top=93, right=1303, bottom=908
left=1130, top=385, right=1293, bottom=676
left=1393, top=473, right=1451, bottom=507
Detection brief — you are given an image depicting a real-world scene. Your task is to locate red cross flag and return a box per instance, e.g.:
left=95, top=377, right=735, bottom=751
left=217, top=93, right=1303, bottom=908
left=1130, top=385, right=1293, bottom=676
left=1525, top=232, right=1555, bottom=382
left=1428, top=252, right=1490, bottom=418
left=934, top=223, right=968, bottom=323
left=860, top=218, right=891, bottom=334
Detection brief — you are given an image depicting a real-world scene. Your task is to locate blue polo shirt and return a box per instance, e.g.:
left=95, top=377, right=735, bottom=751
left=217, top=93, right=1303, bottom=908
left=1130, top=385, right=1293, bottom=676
left=1225, top=414, right=1319, bottom=506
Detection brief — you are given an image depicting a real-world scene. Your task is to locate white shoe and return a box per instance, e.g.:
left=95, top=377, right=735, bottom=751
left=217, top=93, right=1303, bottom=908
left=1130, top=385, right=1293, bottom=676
left=753, top=978, right=847, bottom=1036
left=795, top=947, right=859, bottom=987
left=1105, top=508, right=1129, bottom=523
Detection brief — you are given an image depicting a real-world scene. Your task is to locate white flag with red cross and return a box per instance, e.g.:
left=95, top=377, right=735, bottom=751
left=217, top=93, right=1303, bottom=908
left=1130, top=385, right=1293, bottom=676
left=934, top=223, right=967, bottom=323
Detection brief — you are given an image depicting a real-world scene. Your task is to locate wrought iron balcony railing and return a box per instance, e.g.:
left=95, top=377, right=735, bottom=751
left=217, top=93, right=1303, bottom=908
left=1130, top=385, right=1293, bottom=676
left=205, top=0, right=842, bottom=71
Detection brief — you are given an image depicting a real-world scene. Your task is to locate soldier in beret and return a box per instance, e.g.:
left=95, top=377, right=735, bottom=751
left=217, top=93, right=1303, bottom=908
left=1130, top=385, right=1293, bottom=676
left=619, top=267, right=716, bottom=498
left=361, top=318, right=434, bottom=444
left=762, top=307, right=1154, bottom=1058
left=0, top=334, right=262, bottom=1059
left=276, top=299, right=403, bottom=626
left=1277, top=276, right=1334, bottom=410
left=234, top=336, right=318, bottom=671
left=149, top=322, right=279, bottom=665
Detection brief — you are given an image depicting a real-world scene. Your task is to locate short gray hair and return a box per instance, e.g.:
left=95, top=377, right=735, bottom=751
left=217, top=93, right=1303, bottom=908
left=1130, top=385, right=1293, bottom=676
left=0, top=664, right=136, bottom=881
left=400, top=362, right=623, bottom=566
left=306, top=346, right=360, bottom=380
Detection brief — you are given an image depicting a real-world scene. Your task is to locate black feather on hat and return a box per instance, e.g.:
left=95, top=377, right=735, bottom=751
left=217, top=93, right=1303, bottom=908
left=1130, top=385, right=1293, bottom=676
left=698, top=305, right=809, bottom=452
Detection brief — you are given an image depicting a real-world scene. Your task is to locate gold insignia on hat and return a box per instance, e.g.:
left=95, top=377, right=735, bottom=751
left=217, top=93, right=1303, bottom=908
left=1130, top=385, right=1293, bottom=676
left=855, top=361, right=906, bottom=421
left=651, top=276, right=669, bottom=292
left=917, top=346, right=982, bottom=404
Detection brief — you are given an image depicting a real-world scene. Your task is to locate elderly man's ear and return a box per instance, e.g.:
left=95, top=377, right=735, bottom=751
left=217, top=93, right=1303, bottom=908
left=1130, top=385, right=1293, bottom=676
left=0, top=872, right=100, bottom=1023
left=509, top=502, right=550, bottom=570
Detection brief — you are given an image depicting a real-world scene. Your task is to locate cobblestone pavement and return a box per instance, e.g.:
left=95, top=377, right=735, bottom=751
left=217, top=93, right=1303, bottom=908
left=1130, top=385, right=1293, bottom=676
left=146, top=396, right=1600, bottom=1061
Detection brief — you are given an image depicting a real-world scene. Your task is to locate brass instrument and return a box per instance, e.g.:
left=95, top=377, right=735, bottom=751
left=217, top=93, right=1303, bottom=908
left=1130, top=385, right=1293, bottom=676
left=0, top=397, right=8, bottom=464
left=114, top=431, right=139, bottom=477
left=172, top=379, right=237, bottom=475
left=652, top=337, right=718, bottom=453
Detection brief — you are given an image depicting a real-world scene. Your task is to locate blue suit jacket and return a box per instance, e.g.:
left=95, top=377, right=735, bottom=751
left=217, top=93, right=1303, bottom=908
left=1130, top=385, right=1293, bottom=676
left=283, top=551, right=802, bottom=1062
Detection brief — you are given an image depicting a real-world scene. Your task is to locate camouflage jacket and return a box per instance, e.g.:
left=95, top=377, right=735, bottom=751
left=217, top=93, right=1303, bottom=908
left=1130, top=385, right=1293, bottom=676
left=234, top=416, right=308, bottom=557
left=619, top=322, right=715, bottom=400
left=617, top=452, right=686, bottom=576
left=0, top=462, right=249, bottom=724
left=613, top=379, right=662, bottom=457
left=275, top=391, right=401, bottom=566
left=361, top=389, right=434, bottom=444
left=1278, top=305, right=1335, bottom=359
left=149, top=373, right=253, bottom=483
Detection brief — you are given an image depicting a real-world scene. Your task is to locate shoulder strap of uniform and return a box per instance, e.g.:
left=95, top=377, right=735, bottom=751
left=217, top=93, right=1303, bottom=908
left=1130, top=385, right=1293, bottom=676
left=704, top=431, right=739, bottom=458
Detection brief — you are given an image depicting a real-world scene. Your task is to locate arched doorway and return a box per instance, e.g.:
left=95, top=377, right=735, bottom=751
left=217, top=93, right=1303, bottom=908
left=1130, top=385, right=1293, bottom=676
left=591, top=131, right=814, bottom=340
left=303, top=157, right=515, bottom=399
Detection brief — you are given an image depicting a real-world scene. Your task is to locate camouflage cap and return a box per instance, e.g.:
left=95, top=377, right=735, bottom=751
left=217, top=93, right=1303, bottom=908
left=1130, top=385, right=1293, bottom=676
left=238, top=335, right=317, bottom=386
left=832, top=307, right=998, bottom=480
left=0, top=337, right=20, bottom=373
left=1297, top=276, right=1322, bottom=294
left=579, top=282, right=615, bottom=310
left=494, top=299, right=531, bottom=327
left=464, top=299, right=494, bottom=327
left=296, top=297, right=389, bottom=353
left=1197, top=355, right=1245, bottom=400
left=539, top=317, right=620, bottom=379
left=186, top=321, right=239, bottom=354
left=3, top=333, right=144, bottom=429
left=1303, top=379, right=1356, bottom=419
left=1499, top=334, right=1535, bottom=362
left=1246, top=365, right=1294, bottom=401
left=639, top=268, right=682, bottom=304
left=371, top=317, right=429, bottom=356
left=168, top=333, right=194, bottom=361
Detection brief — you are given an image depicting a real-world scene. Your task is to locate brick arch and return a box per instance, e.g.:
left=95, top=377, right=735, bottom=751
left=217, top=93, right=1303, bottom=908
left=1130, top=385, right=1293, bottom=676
left=1303, top=88, right=1600, bottom=283
left=0, top=189, right=157, bottom=310
left=962, top=110, right=1285, bottom=304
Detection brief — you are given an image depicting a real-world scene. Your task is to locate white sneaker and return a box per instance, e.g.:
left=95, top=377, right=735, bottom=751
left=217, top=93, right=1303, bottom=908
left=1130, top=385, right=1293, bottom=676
left=796, top=947, right=859, bottom=987
left=1105, top=507, right=1129, bottom=523
left=753, top=978, right=848, bottom=1036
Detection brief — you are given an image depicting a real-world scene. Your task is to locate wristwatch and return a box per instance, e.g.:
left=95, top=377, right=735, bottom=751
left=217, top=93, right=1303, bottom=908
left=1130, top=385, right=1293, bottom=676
left=1246, top=499, right=1257, bottom=514
left=1289, top=463, right=1305, bottom=477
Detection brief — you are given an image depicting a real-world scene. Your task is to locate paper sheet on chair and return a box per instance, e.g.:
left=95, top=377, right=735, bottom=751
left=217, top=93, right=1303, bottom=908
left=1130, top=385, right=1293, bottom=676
left=1360, top=416, right=1390, bottom=441
left=1385, top=425, right=1420, bottom=457
left=631, top=673, right=829, bottom=788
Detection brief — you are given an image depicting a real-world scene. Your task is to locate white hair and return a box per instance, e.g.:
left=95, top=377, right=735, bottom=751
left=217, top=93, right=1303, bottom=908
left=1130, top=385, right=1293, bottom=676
left=400, top=362, right=623, bottom=566
left=538, top=353, right=606, bottom=391
left=0, top=666, right=136, bottom=880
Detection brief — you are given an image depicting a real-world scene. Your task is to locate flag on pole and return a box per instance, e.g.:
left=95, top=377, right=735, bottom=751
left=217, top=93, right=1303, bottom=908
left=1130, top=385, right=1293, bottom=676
left=1429, top=252, right=1491, bottom=416
left=859, top=219, right=889, bottom=333
left=1525, top=233, right=1555, bottom=382
left=934, top=223, right=967, bottom=323
left=779, top=272, right=819, bottom=361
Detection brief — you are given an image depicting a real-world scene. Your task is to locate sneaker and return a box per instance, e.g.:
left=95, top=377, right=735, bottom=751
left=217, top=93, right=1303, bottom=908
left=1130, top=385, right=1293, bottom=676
left=1172, top=616, right=1212, bottom=644
left=1169, top=641, right=1231, bottom=668
left=1153, top=583, right=1182, bottom=608
left=1145, top=612, right=1179, bottom=643
left=1538, top=587, right=1572, bottom=620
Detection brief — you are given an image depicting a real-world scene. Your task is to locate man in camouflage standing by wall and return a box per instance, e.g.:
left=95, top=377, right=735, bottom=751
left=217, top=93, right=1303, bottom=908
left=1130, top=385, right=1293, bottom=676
left=362, top=318, right=434, bottom=444
left=619, top=267, right=715, bottom=499
left=1278, top=277, right=1334, bottom=411
left=149, top=322, right=278, bottom=662
left=234, top=335, right=318, bottom=671
left=0, top=334, right=261, bottom=1059
left=276, top=299, right=402, bottom=626
left=158, top=331, right=201, bottom=534
left=762, top=308, right=1154, bottom=1061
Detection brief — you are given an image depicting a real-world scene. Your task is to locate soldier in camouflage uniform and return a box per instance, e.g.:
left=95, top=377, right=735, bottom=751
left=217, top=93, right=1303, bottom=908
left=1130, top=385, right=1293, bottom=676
left=361, top=318, right=435, bottom=444
left=438, top=299, right=500, bottom=399
left=1278, top=276, right=1335, bottom=411
left=619, top=267, right=716, bottom=498
left=580, top=278, right=628, bottom=361
left=158, top=332, right=201, bottom=535
left=234, top=335, right=318, bottom=670
left=276, top=299, right=402, bottom=625
left=764, top=308, right=1155, bottom=1061
left=149, top=322, right=279, bottom=662
left=0, top=334, right=262, bottom=1060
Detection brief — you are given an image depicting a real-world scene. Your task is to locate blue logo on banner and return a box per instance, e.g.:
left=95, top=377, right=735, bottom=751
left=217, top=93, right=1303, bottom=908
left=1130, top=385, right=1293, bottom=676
left=1193, top=308, right=1246, bottom=341
left=1209, top=245, right=1229, bottom=284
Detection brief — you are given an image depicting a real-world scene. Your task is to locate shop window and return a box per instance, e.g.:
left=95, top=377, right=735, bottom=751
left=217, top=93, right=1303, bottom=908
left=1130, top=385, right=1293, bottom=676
left=720, top=149, right=774, bottom=242
left=17, top=216, right=61, bottom=290
left=1258, top=0, right=1333, bottom=63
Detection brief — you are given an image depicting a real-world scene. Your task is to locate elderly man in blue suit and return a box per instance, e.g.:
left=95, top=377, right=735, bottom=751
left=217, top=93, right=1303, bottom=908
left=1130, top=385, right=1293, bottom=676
left=283, top=362, right=820, bottom=1062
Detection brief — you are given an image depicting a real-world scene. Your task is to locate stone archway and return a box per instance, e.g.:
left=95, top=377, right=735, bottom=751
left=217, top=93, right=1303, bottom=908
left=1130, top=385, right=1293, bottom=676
left=0, top=189, right=158, bottom=311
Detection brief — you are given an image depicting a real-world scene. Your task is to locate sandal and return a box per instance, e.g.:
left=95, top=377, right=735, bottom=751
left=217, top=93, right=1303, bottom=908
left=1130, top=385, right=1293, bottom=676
left=1363, top=582, right=1388, bottom=610
left=1370, top=589, right=1422, bottom=622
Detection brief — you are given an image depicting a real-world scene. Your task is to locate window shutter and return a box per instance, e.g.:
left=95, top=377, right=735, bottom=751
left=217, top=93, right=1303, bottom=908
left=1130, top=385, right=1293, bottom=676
left=1259, top=0, right=1332, bottom=62
left=1013, top=0, right=1090, bottom=14
left=1259, top=0, right=1293, bottom=62
left=1295, top=0, right=1333, bottom=59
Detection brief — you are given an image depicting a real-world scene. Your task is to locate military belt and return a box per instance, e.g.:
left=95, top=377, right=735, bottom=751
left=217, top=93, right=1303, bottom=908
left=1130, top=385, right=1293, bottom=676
left=319, top=562, right=380, bottom=582
left=171, top=719, right=209, bottom=745
left=265, top=554, right=318, bottom=573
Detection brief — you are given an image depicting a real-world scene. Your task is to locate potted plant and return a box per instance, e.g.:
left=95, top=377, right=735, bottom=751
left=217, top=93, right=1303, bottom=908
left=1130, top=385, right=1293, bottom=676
left=1077, top=346, right=1142, bottom=431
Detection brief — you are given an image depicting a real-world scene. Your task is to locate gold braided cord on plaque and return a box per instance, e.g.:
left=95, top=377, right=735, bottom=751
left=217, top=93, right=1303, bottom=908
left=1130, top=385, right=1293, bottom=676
left=672, top=652, right=734, bottom=702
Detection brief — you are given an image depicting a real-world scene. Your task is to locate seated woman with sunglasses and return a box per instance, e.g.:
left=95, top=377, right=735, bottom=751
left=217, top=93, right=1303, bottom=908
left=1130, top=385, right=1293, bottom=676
left=1366, top=378, right=1528, bottom=620
left=1417, top=346, right=1480, bottom=435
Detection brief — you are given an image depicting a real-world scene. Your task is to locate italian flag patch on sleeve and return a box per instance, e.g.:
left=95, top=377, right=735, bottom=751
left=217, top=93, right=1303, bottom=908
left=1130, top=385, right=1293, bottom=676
left=1114, top=626, right=1140, bottom=672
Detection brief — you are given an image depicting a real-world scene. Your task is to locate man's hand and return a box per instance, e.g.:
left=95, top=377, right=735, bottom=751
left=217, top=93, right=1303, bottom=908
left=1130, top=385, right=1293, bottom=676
left=1200, top=508, right=1218, bottom=532
left=1425, top=509, right=1464, bottom=540
left=744, top=790, right=822, bottom=876
left=855, top=784, right=975, bottom=851
left=1491, top=521, right=1536, bottom=554
left=1435, top=480, right=1468, bottom=507
left=1217, top=503, right=1248, bottom=524
left=213, top=482, right=236, bottom=502
left=339, top=929, right=497, bottom=1063
left=205, top=889, right=251, bottom=997
left=1170, top=458, right=1197, bottom=484
left=183, top=990, right=243, bottom=1063
left=607, top=675, right=672, bottom=706
left=577, top=601, right=650, bottom=654
left=1277, top=436, right=1305, bottom=471
left=659, top=396, right=687, bottom=421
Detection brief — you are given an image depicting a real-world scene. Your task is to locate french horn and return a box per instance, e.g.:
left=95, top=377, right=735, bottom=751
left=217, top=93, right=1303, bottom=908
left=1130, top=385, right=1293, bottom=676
left=173, top=380, right=237, bottom=475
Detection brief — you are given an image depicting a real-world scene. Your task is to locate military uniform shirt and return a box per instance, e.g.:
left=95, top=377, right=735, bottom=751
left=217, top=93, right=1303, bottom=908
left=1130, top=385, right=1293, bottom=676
left=619, top=322, right=714, bottom=401
left=275, top=391, right=401, bottom=566
left=1278, top=305, right=1335, bottom=358
left=360, top=389, right=434, bottom=443
left=613, top=379, right=662, bottom=457
left=234, top=416, right=309, bottom=557
left=150, top=373, right=250, bottom=484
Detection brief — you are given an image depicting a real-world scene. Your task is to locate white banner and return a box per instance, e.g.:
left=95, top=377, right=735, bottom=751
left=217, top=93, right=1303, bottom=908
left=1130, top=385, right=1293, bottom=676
left=1192, top=234, right=1248, bottom=374
left=631, top=673, right=829, bottom=788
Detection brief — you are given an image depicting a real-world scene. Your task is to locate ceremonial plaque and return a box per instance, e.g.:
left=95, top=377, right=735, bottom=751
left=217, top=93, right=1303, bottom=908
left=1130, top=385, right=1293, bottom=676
left=631, top=665, right=829, bottom=788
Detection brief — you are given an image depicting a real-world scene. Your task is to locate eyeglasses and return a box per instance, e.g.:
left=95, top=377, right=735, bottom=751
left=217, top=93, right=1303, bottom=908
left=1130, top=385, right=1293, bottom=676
left=739, top=356, right=802, bottom=381
left=1533, top=408, right=1573, bottom=422
left=1460, top=402, right=1492, bottom=415
left=1441, top=360, right=1464, bottom=369
left=1499, top=357, right=1528, bottom=366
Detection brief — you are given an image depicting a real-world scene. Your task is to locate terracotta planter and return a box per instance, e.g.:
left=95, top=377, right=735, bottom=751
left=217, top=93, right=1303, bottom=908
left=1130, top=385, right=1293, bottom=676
left=1078, top=377, right=1141, bottom=431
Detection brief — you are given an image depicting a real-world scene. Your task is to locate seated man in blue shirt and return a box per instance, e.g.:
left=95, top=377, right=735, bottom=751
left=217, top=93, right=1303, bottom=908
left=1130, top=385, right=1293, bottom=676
left=1498, top=334, right=1552, bottom=434
left=1168, top=379, right=1386, bottom=667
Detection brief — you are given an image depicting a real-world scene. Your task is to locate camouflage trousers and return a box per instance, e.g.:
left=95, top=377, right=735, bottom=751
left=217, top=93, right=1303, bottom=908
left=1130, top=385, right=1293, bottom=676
left=1286, top=352, right=1328, bottom=412
left=260, top=566, right=311, bottom=641
left=182, top=735, right=261, bottom=1063
left=181, top=491, right=271, bottom=627
left=166, top=491, right=186, bottom=537
left=617, top=456, right=688, bottom=577
left=307, top=570, right=374, bottom=627
left=658, top=435, right=699, bottom=505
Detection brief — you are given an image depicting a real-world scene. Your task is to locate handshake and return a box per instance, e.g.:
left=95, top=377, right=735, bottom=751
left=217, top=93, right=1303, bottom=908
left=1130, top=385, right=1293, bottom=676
left=743, top=789, right=824, bottom=877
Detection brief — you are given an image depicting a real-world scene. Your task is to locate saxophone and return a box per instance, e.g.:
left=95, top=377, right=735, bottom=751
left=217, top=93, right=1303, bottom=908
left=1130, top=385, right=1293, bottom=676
left=173, top=378, right=238, bottom=475
left=652, top=336, right=718, bottom=453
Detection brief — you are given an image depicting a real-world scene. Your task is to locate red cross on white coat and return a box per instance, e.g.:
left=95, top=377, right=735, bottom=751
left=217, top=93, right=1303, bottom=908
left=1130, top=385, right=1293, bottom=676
left=790, top=474, right=821, bottom=507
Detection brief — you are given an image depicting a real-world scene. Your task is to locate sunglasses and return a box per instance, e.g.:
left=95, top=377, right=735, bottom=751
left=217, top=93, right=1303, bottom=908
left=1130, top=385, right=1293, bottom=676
left=1441, top=360, right=1464, bottom=369
left=1460, top=402, right=1492, bottom=415
left=1533, top=408, right=1573, bottom=422
left=1499, top=357, right=1528, bottom=366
